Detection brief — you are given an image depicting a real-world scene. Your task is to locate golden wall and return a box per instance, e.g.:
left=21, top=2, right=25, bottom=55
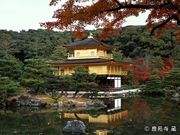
left=97, top=50, right=112, bottom=59
left=54, top=65, right=128, bottom=76
left=107, top=66, right=128, bottom=76
left=63, top=67, right=74, bottom=75
left=88, top=66, right=108, bottom=75
left=74, top=49, right=97, bottom=58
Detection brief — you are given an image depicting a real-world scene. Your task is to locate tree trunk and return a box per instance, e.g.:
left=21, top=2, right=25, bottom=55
left=73, top=90, right=79, bottom=97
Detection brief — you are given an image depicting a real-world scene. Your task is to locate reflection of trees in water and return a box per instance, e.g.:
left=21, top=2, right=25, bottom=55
left=113, top=97, right=180, bottom=135
left=156, top=101, right=175, bottom=123
left=0, top=111, right=62, bottom=134
left=113, top=98, right=151, bottom=135
left=1, top=97, right=179, bottom=135
left=130, top=99, right=151, bottom=124
left=74, top=113, right=81, bottom=120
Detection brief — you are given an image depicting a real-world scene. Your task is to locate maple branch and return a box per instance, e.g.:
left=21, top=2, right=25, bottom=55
left=113, top=0, right=122, bottom=6
left=174, top=13, right=180, bottom=26
left=177, top=18, right=180, bottom=26
left=150, top=16, right=174, bottom=35
left=151, top=12, right=180, bottom=35
left=105, top=3, right=180, bottom=12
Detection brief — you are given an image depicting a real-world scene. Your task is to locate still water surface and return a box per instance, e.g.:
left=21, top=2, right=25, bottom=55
left=0, top=96, right=179, bottom=135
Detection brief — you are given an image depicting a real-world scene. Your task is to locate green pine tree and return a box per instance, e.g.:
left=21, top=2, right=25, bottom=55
left=71, top=67, right=98, bottom=97
left=20, top=59, right=55, bottom=93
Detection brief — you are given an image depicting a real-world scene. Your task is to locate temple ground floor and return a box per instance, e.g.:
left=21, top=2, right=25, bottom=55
left=95, top=75, right=125, bottom=91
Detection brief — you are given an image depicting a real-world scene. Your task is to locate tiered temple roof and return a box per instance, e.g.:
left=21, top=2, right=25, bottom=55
left=64, top=38, right=114, bottom=50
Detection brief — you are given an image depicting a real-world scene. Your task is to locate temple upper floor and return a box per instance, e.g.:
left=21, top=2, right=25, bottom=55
left=63, top=37, right=114, bottom=60
left=67, top=49, right=113, bottom=60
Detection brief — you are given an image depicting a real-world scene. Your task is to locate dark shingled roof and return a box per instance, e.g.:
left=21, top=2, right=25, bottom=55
left=64, top=38, right=113, bottom=49
left=50, top=58, right=113, bottom=65
left=50, top=58, right=132, bottom=66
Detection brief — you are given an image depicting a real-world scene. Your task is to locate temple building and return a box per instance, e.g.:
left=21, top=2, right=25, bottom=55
left=51, top=35, right=130, bottom=90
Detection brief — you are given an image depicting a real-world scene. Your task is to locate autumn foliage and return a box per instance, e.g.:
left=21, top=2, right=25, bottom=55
left=176, top=29, right=180, bottom=45
left=131, top=99, right=150, bottom=123
left=157, top=58, right=175, bottom=77
left=42, top=0, right=179, bottom=82
left=131, top=57, right=151, bottom=83
left=42, top=0, right=180, bottom=39
left=124, top=57, right=175, bottom=83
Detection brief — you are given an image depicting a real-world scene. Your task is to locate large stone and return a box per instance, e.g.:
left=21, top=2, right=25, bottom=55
left=172, top=93, right=180, bottom=98
left=30, top=98, right=42, bottom=107
left=171, top=93, right=180, bottom=102
left=17, top=94, right=45, bottom=107
left=63, top=120, right=86, bottom=135
left=18, top=94, right=32, bottom=106
left=85, top=100, right=107, bottom=111
left=58, top=101, right=63, bottom=107
left=86, top=100, right=106, bottom=108
left=7, top=98, right=20, bottom=107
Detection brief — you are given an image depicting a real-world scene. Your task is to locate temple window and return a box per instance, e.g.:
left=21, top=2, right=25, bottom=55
left=76, top=52, right=80, bottom=57
left=91, top=51, right=95, bottom=56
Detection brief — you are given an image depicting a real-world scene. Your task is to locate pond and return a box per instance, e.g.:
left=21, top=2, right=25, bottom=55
left=0, top=96, right=179, bottom=135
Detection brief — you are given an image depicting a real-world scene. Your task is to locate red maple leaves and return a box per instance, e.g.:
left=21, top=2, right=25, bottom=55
left=123, top=57, right=175, bottom=83
left=42, top=0, right=180, bottom=39
left=132, top=57, right=151, bottom=83
left=176, top=29, right=180, bottom=45
left=131, top=99, right=150, bottom=123
left=157, top=58, right=175, bottom=77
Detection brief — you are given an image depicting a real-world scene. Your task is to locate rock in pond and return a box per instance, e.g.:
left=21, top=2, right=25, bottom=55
left=63, top=120, right=86, bottom=135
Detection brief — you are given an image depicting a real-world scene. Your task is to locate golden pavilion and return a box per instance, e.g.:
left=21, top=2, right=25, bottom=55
left=51, top=35, right=130, bottom=89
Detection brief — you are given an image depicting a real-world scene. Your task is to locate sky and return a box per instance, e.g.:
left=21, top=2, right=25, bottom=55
left=0, top=0, right=148, bottom=32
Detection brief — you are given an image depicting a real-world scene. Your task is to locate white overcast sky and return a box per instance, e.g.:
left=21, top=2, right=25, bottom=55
left=0, top=0, right=148, bottom=32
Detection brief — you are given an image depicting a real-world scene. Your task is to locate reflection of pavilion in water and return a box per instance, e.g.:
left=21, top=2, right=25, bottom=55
left=61, top=110, right=128, bottom=135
